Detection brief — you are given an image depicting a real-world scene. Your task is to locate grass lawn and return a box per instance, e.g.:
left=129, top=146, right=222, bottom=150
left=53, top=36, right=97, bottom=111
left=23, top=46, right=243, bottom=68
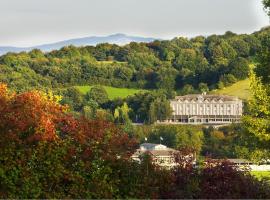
left=75, top=85, right=146, bottom=100
left=211, top=79, right=250, bottom=100
left=251, top=171, right=270, bottom=181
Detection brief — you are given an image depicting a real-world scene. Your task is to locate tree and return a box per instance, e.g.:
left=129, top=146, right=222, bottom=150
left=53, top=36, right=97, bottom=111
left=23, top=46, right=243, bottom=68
left=114, top=102, right=132, bottom=125
left=262, top=1, right=270, bottom=88
left=155, top=67, right=177, bottom=91
left=85, top=86, right=109, bottom=105
left=198, top=83, right=209, bottom=93
left=61, top=87, right=84, bottom=111
left=176, top=129, right=204, bottom=154
left=229, top=57, right=250, bottom=80
left=206, top=39, right=237, bottom=66
left=181, top=84, right=195, bottom=95
left=82, top=98, right=99, bottom=119
left=217, top=81, right=225, bottom=89
left=0, top=84, right=138, bottom=198
left=219, top=74, right=237, bottom=86
left=113, top=66, right=133, bottom=81
left=255, top=35, right=270, bottom=84
left=263, top=0, right=270, bottom=16
left=243, top=71, right=270, bottom=142
left=148, top=126, right=177, bottom=147
left=243, top=35, right=262, bottom=56
left=149, top=96, right=172, bottom=123
left=199, top=160, right=270, bottom=199
left=229, top=38, right=250, bottom=57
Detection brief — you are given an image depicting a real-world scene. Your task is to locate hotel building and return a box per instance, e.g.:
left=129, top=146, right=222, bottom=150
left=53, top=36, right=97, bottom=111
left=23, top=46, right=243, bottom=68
left=167, top=94, right=243, bottom=124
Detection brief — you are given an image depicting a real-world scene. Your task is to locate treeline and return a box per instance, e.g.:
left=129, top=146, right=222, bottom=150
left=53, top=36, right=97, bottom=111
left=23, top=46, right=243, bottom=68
left=0, top=27, right=269, bottom=93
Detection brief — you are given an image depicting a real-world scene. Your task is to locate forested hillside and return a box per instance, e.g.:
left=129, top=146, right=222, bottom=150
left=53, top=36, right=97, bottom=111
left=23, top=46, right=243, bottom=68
left=0, top=27, right=269, bottom=124
left=0, top=27, right=269, bottom=94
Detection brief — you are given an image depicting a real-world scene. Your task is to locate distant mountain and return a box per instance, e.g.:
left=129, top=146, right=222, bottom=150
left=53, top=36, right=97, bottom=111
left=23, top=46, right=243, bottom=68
left=0, top=34, right=159, bottom=55
left=0, top=46, right=28, bottom=56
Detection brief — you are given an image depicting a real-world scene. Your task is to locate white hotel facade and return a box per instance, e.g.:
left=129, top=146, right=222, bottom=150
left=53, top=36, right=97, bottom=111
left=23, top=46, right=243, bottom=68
left=166, top=94, right=243, bottom=124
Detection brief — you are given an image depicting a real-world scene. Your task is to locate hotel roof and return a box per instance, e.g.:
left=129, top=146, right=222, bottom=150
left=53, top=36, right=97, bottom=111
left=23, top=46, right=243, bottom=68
left=173, top=94, right=240, bottom=102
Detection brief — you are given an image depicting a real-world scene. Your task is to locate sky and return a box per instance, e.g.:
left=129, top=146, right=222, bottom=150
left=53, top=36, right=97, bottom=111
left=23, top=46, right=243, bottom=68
left=0, top=0, right=269, bottom=47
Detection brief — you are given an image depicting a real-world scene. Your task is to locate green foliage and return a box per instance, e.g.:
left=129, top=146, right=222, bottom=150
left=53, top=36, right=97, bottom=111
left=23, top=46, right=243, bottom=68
left=82, top=98, right=100, bottom=119
left=206, top=38, right=237, bottom=66
left=134, top=125, right=204, bottom=154
left=148, top=96, right=172, bottom=123
left=219, top=74, right=237, bottom=86
left=126, top=90, right=171, bottom=123
left=198, top=82, right=209, bottom=93
left=263, top=0, right=270, bottom=15
left=114, top=102, right=131, bottom=124
left=60, top=87, right=84, bottom=111
left=155, top=67, right=177, bottom=91
left=243, top=71, right=270, bottom=141
left=0, top=27, right=269, bottom=125
left=251, top=171, right=270, bottom=181
left=217, top=81, right=225, bottom=89
left=181, top=84, right=196, bottom=95
left=229, top=57, right=250, bottom=80
left=255, top=34, right=270, bottom=84
left=0, top=28, right=268, bottom=96
left=229, top=38, right=250, bottom=57
left=85, top=85, right=109, bottom=105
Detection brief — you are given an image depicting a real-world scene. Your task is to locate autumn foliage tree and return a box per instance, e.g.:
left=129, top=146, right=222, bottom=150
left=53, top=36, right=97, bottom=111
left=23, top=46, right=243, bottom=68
left=0, top=84, right=137, bottom=198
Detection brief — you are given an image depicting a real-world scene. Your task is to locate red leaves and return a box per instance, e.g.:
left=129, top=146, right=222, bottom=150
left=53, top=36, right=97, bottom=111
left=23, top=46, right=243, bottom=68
left=0, top=83, right=137, bottom=160
left=0, top=84, right=140, bottom=198
left=0, top=89, right=64, bottom=143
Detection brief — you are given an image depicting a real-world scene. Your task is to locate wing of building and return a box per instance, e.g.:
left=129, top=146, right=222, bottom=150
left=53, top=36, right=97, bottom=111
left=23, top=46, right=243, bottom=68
left=165, top=94, right=243, bottom=124
left=132, top=143, right=196, bottom=168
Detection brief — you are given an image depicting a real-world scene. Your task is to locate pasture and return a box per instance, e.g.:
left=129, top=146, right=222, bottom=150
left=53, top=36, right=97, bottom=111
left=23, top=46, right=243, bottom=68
left=75, top=85, right=145, bottom=100
left=211, top=79, right=250, bottom=100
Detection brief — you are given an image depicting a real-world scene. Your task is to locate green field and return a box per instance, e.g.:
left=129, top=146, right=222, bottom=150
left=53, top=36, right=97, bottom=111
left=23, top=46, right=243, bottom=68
left=251, top=171, right=270, bottom=181
left=75, top=85, right=145, bottom=100
left=211, top=79, right=250, bottom=100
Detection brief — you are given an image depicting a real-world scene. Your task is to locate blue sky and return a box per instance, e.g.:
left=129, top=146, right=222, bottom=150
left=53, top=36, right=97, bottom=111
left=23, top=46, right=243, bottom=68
left=0, top=0, right=269, bottom=47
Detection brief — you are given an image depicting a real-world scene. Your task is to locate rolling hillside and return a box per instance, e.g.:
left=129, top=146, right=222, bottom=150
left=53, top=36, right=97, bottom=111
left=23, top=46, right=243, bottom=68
left=75, top=85, right=146, bottom=100
left=211, top=79, right=250, bottom=100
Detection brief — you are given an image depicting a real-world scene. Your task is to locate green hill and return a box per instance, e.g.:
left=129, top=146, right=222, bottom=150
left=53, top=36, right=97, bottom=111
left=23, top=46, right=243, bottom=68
left=75, top=85, right=146, bottom=100
left=211, top=79, right=250, bottom=100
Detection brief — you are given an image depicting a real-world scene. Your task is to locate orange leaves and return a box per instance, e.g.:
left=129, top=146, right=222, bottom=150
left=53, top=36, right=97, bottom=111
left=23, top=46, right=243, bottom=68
left=0, top=83, right=8, bottom=96
left=0, top=87, right=66, bottom=143
left=0, top=85, right=137, bottom=160
left=0, top=83, right=14, bottom=106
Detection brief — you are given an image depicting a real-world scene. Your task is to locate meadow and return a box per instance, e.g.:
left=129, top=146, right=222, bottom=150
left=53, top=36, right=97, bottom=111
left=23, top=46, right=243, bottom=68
left=211, top=79, right=250, bottom=100
left=75, top=85, right=146, bottom=99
